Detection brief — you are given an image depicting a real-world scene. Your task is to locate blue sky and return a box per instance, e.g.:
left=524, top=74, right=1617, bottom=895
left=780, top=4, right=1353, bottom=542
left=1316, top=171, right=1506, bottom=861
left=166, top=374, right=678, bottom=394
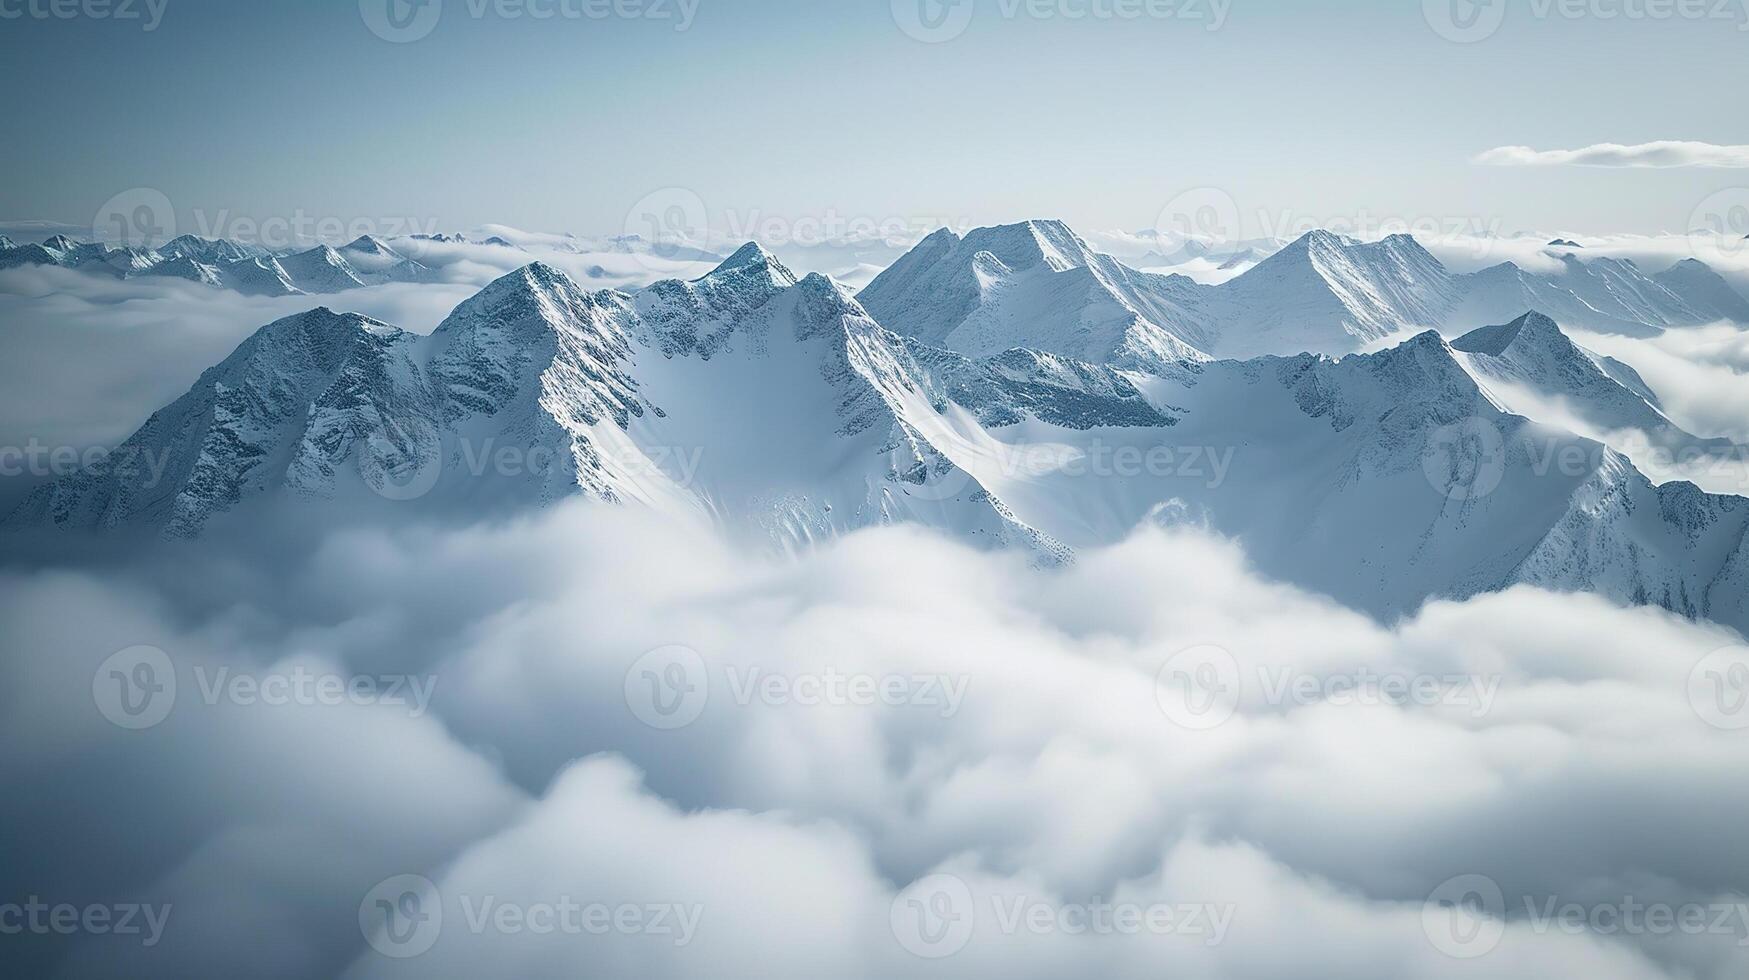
left=1, top=0, right=1746, bottom=241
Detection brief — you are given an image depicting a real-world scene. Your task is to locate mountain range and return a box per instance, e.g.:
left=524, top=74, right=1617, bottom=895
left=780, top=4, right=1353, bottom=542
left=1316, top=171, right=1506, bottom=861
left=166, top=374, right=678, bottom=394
left=0, top=233, right=444, bottom=296
left=862, top=220, right=1749, bottom=361
left=11, top=221, right=1749, bottom=633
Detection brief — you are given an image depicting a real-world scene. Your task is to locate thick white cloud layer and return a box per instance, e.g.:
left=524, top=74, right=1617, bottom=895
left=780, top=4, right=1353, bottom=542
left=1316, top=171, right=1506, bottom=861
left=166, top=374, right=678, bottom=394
left=1476, top=142, right=1749, bottom=169
left=3, top=504, right=1748, bottom=979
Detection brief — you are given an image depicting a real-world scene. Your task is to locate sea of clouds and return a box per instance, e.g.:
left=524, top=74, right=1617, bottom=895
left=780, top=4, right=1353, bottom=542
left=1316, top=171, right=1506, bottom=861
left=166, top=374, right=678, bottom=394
left=2, top=502, right=1748, bottom=979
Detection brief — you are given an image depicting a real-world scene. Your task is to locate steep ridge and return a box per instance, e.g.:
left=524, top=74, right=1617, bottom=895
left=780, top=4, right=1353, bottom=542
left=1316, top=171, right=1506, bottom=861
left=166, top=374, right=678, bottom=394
left=277, top=245, right=368, bottom=293
left=857, top=220, right=1214, bottom=371
left=6, top=309, right=433, bottom=536
left=1655, top=258, right=1749, bottom=322
left=1204, top=231, right=1461, bottom=358
left=1451, top=311, right=1746, bottom=496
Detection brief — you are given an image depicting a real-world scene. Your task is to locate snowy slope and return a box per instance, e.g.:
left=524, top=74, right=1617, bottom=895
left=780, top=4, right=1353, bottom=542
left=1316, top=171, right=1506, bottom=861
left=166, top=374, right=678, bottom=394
left=138, top=255, right=225, bottom=287
left=1204, top=231, right=1461, bottom=358
left=216, top=256, right=304, bottom=297
left=1451, top=312, right=1747, bottom=494
left=277, top=245, right=369, bottom=293
left=1654, top=258, right=1749, bottom=323
left=6, top=309, right=433, bottom=537
left=857, top=220, right=1214, bottom=371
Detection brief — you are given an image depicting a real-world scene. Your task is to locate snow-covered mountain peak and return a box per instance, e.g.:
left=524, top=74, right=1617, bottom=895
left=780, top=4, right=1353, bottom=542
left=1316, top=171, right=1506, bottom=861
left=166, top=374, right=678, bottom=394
left=1209, top=230, right=1459, bottom=358
left=341, top=234, right=398, bottom=257
left=1450, top=310, right=1563, bottom=357
left=1653, top=257, right=1749, bottom=322
left=433, top=262, right=602, bottom=342
left=955, top=219, right=1093, bottom=274
left=707, top=241, right=797, bottom=285
left=237, top=307, right=411, bottom=367
left=858, top=219, right=1215, bottom=370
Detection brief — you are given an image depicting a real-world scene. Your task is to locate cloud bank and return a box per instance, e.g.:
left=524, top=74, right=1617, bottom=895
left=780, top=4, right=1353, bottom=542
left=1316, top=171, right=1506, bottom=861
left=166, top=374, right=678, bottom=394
left=3, top=504, right=1748, bottom=978
left=1475, top=142, right=1749, bottom=169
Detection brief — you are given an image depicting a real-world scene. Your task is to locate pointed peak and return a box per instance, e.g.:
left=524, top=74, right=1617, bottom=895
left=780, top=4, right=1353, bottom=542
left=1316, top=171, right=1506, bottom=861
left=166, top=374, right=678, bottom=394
left=43, top=235, right=79, bottom=251
left=713, top=240, right=775, bottom=270
left=704, top=242, right=797, bottom=285
left=958, top=219, right=1094, bottom=273
left=295, top=243, right=345, bottom=261
left=248, top=306, right=405, bottom=351
left=341, top=234, right=396, bottom=255
left=919, top=226, right=962, bottom=247
left=440, top=262, right=591, bottom=326
left=1296, top=228, right=1348, bottom=248
left=1451, top=311, right=1563, bottom=357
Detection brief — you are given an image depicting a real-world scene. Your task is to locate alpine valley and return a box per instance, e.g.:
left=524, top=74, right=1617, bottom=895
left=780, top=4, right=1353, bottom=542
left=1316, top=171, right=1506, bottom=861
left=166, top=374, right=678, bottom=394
left=10, top=221, right=1749, bottom=633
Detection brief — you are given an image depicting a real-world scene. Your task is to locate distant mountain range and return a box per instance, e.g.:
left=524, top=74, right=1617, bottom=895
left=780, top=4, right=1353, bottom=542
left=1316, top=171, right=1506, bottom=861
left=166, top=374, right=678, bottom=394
left=12, top=224, right=1749, bottom=633
left=0, top=233, right=447, bottom=295
left=862, top=220, right=1749, bottom=362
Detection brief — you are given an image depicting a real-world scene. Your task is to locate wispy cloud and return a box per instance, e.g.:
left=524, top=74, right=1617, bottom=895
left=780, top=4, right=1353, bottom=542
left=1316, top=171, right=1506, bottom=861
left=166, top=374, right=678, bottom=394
left=1476, top=141, right=1749, bottom=168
